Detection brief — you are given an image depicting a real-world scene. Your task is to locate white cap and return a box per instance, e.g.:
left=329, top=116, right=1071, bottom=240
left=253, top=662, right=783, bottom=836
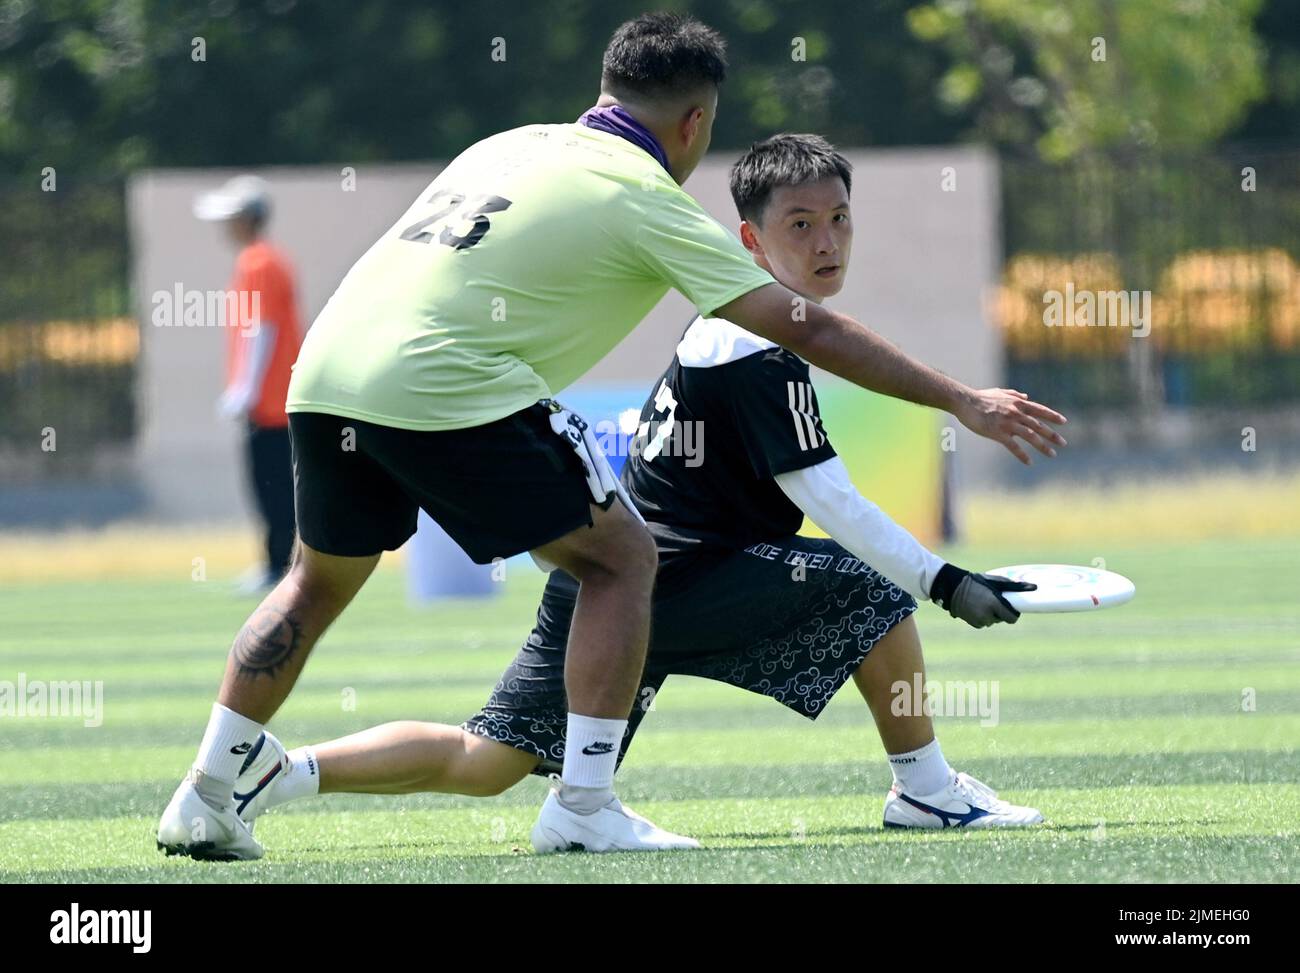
left=193, top=174, right=271, bottom=222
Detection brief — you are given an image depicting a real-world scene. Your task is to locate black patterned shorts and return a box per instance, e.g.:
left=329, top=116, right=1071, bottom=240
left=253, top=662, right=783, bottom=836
left=462, top=535, right=918, bottom=775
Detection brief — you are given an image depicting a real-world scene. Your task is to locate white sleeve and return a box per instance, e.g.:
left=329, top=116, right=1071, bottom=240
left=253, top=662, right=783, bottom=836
left=242, top=321, right=278, bottom=396
left=774, top=456, right=945, bottom=601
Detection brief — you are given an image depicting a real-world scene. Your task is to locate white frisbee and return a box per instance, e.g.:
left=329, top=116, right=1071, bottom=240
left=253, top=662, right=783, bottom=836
left=985, top=564, right=1136, bottom=614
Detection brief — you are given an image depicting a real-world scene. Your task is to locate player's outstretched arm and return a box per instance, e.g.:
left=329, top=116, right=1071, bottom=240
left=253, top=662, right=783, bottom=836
left=714, top=283, right=1068, bottom=465
left=775, top=457, right=1033, bottom=628
left=774, top=456, right=944, bottom=602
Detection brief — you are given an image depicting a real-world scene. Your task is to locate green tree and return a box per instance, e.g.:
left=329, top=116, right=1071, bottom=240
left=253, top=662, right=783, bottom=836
left=907, top=0, right=1268, bottom=161
left=0, top=0, right=973, bottom=182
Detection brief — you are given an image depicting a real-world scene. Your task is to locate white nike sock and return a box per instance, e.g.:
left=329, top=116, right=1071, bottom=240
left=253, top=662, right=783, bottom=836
left=262, top=746, right=321, bottom=809
left=561, top=713, right=625, bottom=805
left=888, top=738, right=952, bottom=796
left=195, top=703, right=264, bottom=785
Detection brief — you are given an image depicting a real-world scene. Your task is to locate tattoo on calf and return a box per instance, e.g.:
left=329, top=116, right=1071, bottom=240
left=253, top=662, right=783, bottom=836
left=231, top=605, right=302, bottom=678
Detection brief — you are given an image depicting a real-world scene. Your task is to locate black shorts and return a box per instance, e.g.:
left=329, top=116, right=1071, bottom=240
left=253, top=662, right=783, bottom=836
left=288, top=405, right=595, bottom=563
left=462, top=535, right=918, bottom=775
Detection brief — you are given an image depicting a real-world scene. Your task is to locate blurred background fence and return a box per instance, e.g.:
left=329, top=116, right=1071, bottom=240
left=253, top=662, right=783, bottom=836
left=0, top=178, right=142, bottom=524
left=0, top=179, right=135, bottom=454
left=999, top=147, right=1300, bottom=411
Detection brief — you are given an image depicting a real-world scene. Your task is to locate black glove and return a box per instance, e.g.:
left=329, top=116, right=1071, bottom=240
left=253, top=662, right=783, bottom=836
left=929, top=564, right=1036, bottom=628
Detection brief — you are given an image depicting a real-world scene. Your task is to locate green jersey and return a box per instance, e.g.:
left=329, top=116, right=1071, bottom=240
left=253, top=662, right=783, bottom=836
left=287, top=123, right=776, bottom=431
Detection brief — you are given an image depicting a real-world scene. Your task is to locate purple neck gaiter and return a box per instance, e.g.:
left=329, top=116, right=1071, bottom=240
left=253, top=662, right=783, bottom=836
left=577, top=104, right=671, bottom=173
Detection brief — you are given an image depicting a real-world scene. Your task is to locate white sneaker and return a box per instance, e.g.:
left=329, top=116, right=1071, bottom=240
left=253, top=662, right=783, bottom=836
left=883, top=770, right=1045, bottom=830
left=156, top=768, right=265, bottom=860
left=232, top=731, right=289, bottom=832
left=530, top=783, right=701, bottom=853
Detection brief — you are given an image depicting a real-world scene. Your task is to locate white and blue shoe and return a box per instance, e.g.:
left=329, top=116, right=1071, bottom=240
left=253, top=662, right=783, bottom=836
left=232, top=730, right=289, bottom=832
left=531, top=779, right=701, bottom=853
left=883, top=770, right=1044, bottom=829
left=156, top=768, right=264, bottom=861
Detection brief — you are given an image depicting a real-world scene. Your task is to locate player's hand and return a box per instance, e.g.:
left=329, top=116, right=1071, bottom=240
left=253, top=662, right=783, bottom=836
left=955, top=388, right=1067, bottom=465
left=930, top=563, right=1036, bottom=628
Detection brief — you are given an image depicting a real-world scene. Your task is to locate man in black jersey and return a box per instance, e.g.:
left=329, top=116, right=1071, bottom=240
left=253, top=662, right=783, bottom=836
left=230, top=135, right=1064, bottom=851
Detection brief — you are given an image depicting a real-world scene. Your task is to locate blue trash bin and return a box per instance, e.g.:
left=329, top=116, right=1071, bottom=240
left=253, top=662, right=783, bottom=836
left=405, top=509, right=499, bottom=603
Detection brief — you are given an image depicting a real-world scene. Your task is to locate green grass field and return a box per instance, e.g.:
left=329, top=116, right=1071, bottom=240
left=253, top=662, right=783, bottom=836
left=2, top=536, right=1297, bottom=883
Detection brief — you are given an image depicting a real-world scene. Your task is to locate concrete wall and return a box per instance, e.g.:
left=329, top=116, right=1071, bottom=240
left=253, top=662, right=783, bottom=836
left=129, top=147, right=1002, bottom=523
left=129, top=165, right=437, bottom=521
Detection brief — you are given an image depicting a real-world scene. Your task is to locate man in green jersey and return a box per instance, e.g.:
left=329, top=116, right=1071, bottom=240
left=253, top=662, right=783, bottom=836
left=158, top=12, right=1065, bottom=859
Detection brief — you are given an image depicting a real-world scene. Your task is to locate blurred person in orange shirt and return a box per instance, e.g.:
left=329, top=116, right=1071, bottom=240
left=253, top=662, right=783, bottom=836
left=194, top=176, right=303, bottom=594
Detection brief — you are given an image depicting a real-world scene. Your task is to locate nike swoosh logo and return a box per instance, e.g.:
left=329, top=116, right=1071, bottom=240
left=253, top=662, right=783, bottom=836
left=581, top=742, right=615, bottom=755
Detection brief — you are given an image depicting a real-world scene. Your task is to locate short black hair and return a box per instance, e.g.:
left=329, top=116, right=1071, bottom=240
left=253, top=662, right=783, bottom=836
left=729, top=133, right=853, bottom=226
left=601, top=12, right=727, bottom=101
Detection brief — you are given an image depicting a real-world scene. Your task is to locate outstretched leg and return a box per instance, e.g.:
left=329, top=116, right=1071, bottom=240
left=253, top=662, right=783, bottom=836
left=234, top=545, right=694, bottom=855
left=230, top=722, right=542, bottom=828
left=313, top=722, right=540, bottom=797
